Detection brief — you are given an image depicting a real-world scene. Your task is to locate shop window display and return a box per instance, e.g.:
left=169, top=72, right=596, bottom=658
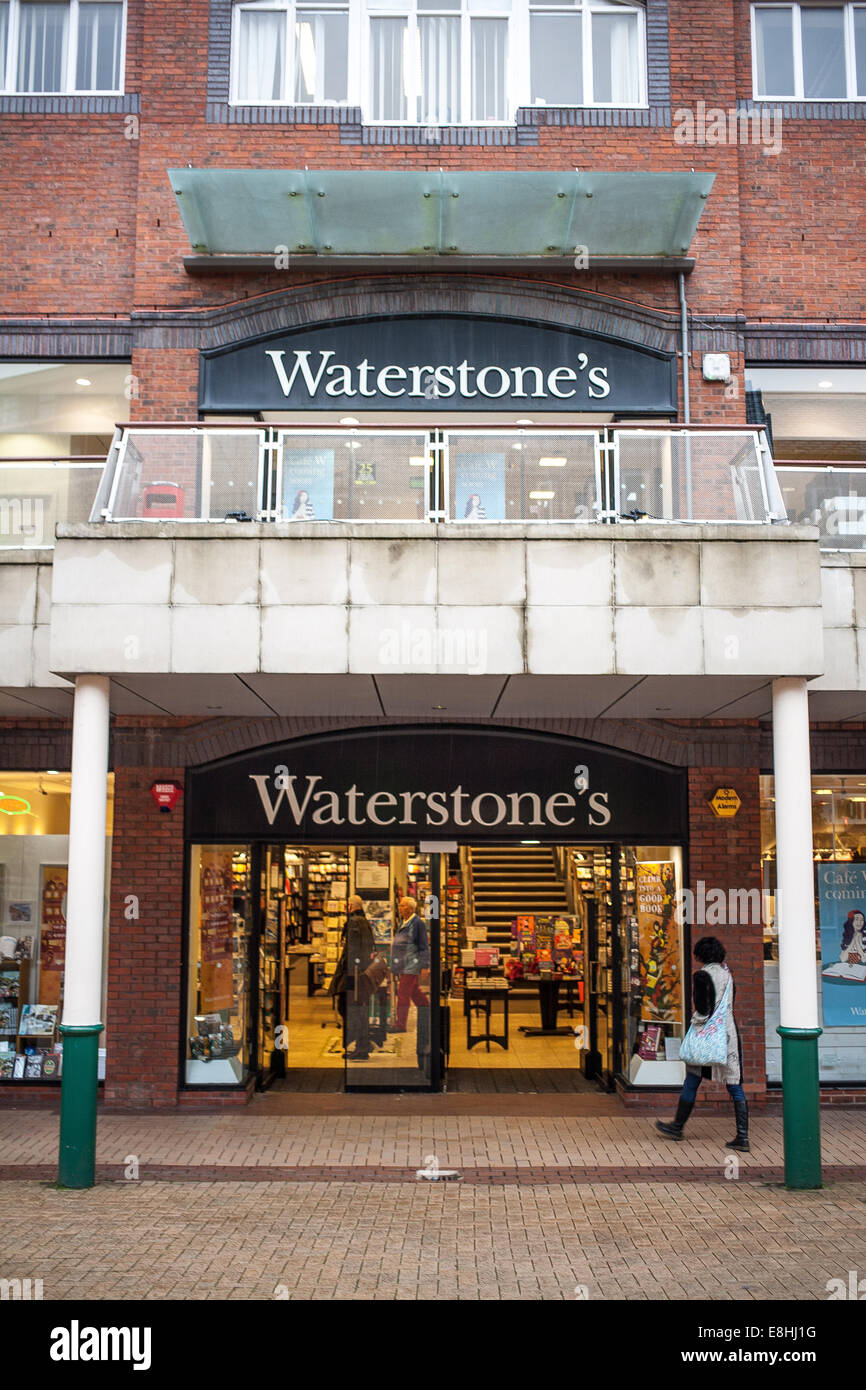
left=761, top=774, right=866, bottom=1083
left=0, top=771, right=114, bottom=1084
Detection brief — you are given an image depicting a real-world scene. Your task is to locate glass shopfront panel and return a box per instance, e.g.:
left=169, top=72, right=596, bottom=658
left=761, top=774, right=866, bottom=1083
left=0, top=771, right=114, bottom=1085
left=185, top=844, right=253, bottom=1085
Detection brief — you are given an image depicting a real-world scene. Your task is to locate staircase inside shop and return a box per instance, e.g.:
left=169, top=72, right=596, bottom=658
left=469, top=845, right=570, bottom=998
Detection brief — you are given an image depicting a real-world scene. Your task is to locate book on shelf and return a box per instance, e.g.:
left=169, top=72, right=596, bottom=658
left=18, top=1003, right=58, bottom=1037
left=23, top=1053, right=43, bottom=1080
left=0, top=1052, right=14, bottom=1079
left=12, top=1054, right=26, bottom=1079
left=0, top=1003, right=17, bottom=1033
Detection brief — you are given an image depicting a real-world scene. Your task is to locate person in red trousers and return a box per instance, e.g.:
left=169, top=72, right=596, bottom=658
left=389, top=895, right=430, bottom=1033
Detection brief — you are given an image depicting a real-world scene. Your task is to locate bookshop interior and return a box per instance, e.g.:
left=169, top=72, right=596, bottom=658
left=185, top=839, right=687, bottom=1092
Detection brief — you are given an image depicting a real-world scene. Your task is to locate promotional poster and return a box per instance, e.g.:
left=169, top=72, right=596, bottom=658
left=454, top=452, right=507, bottom=521
left=818, top=862, right=866, bottom=1027
left=636, top=861, right=682, bottom=1023
left=282, top=448, right=335, bottom=521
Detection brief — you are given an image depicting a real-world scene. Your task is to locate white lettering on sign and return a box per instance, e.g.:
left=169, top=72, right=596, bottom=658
left=248, top=772, right=613, bottom=831
left=264, top=349, right=613, bottom=402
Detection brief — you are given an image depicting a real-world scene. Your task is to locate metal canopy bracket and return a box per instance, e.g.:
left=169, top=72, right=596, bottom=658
left=167, top=168, right=715, bottom=270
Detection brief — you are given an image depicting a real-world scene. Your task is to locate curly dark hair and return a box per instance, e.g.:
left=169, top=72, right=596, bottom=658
left=693, top=935, right=726, bottom=965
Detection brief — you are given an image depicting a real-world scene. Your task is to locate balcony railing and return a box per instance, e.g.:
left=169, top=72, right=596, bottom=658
left=775, top=464, right=866, bottom=551
left=90, top=423, right=783, bottom=527
left=0, top=457, right=105, bottom=549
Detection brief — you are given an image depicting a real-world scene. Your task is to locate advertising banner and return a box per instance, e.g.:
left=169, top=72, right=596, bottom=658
left=454, top=453, right=507, bottom=521
left=818, top=863, right=866, bottom=1027
left=199, top=849, right=235, bottom=1013
left=282, top=449, right=335, bottom=522
left=636, top=861, right=682, bottom=1023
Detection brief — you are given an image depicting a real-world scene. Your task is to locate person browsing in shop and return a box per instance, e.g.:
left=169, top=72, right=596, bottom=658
left=389, top=896, right=430, bottom=1033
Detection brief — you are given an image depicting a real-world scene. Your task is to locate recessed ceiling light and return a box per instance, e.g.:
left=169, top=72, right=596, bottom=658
left=431, top=704, right=447, bottom=711
left=339, top=416, right=360, bottom=425
left=818, top=381, right=833, bottom=390
left=538, top=457, right=567, bottom=468
left=75, top=377, right=92, bottom=387
left=515, top=418, right=533, bottom=425
left=529, top=490, right=555, bottom=499
left=46, top=769, right=60, bottom=775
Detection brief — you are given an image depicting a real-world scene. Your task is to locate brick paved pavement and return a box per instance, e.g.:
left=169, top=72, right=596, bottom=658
left=1, top=1104, right=865, bottom=1301
left=1, top=1178, right=864, bottom=1301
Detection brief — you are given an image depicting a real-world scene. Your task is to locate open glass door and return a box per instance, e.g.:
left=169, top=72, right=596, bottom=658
left=344, top=848, right=439, bottom=1091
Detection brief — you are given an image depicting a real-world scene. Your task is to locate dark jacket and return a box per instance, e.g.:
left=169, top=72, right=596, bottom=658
left=390, top=913, right=430, bottom=976
left=330, top=910, right=375, bottom=995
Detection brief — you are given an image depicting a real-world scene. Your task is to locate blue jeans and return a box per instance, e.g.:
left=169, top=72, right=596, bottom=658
left=682, top=1070, right=745, bottom=1104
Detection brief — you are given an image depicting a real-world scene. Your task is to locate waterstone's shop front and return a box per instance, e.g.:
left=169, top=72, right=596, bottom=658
left=183, top=726, right=691, bottom=1097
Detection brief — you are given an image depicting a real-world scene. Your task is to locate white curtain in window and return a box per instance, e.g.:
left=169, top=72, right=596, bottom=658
left=237, top=9, right=284, bottom=102
left=0, top=4, right=9, bottom=86
left=801, top=6, right=846, bottom=98
left=420, top=15, right=459, bottom=123
left=592, top=10, right=638, bottom=105
left=471, top=17, right=506, bottom=120
left=754, top=7, right=795, bottom=97
left=370, top=16, right=406, bottom=120
left=17, top=2, right=69, bottom=92
left=76, top=2, right=123, bottom=91
left=295, top=10, right=348, bottom=102
left=855, top=9, right=866, bottom=97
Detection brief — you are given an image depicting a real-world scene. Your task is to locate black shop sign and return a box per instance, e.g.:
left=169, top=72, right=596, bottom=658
left=199, top=314, right=677, bottom=415
left=186, top=727, right=687, bottom=844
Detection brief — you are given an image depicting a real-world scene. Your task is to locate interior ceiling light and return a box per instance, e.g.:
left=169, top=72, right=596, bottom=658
left=818, top=381, right=833, bottom=389
left=339, top=416, right=359, bottom=425
left=75, top=377, right=92, bottom=386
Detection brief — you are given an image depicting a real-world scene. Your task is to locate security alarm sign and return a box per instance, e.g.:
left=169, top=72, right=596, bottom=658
left=151, top=781, right=182, bottom=812
left=709, top=787, right=741, bottom=818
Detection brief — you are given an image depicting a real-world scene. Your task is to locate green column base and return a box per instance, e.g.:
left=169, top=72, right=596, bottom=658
left=58, top=1023, right=104, bottom=1189
left=777, top=1025, right=822, bottom=1190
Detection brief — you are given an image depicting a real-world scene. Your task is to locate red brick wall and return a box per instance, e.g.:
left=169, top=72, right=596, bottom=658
left=3, top=1, right=862, bottom=334
left=686, top=766, right=766, bottom=1101
left=104, top=765, right=185, bottom=1108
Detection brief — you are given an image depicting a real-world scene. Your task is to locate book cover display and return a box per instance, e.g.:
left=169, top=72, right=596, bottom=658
left=508, top=915, right=583, bottom=983
left=636, top=861, right=682, bottom=1024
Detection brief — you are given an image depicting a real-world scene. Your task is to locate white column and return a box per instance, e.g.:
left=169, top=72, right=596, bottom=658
left=62, top=676, right=110, bottom=1027
left=771, top=677, right=818, bottom=1028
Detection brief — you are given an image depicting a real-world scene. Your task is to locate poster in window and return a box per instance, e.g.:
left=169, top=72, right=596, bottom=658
left=282, top=449, right=335, bottom=522
left=39, top=866, right=68, bottom=1007
left=636, top=861, right=682, bottom=1023
left=818, top=863, right=866, bottom=1027
left=199, top=849, right=235, bottom=1013
left=454, top=453, right=506, bottom=521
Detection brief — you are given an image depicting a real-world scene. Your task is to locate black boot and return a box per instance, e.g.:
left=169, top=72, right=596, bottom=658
left=725, top=1098, right=750, bottom=1152
left=655, top=1097, right=694, bottom=1141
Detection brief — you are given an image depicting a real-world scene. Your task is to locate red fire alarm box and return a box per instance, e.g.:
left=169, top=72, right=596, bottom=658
left=142, top=481, right=185, bottom=517
left=151, top=781, right=182, bottom=812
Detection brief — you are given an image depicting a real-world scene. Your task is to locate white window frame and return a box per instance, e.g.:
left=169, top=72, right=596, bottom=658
left=751, top=2, right=866, bottom=100
left=0, top=0, right=126, bottom=95
left=229, top=0, right=647, bottom=121
left=231, top=0, right=352, bottom=105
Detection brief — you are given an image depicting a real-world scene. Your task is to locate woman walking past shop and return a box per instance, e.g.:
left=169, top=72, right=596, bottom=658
left=655, top=936, right=749, bottom=1152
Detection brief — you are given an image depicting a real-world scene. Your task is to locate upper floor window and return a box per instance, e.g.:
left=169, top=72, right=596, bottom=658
left=752, top=3, right=866, bottom=99
left=231, top=0, right=646, bottom=121
left=0, top=0, right=125, bottom=93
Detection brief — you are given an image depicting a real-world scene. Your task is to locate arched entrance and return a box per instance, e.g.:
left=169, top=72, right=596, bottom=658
left=183, top=726, right=688, bottom=1094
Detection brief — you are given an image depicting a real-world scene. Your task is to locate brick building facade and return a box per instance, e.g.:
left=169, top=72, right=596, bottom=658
left=1, top=0, right=865, bottom=1111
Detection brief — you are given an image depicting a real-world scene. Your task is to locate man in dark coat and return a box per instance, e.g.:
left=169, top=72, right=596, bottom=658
left=330, top=894, right=375, bottom=1059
